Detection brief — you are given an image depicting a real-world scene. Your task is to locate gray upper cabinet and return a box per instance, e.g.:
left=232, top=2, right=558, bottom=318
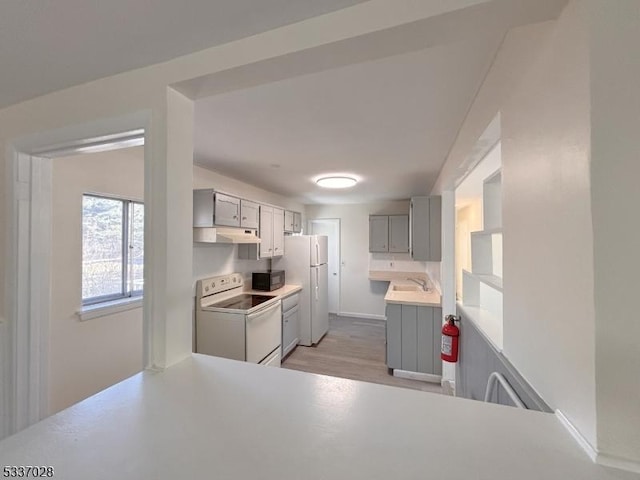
left=192, top=190, right=242, bottom=228
left=193, top=189, right=215, bottom=227
left=272, top=208, right=285, bottom=257
left=240, top=199, right=260, bottom=229
left=293, top=212, right=302, bottom=233
left=389, top=215, right=409, bottom=253
left=369, top=214, right=409, bottom=253
left=284, top=210, right=295, bottom=232
left=284, top=210, right=302, bottom=233
left=369, top=215, right=389, bottom=252
left=259, top=205, right=274, bottom=258
left=214, top=193, right=241, bottom=227
left=410, top=196, right=441, bottom=261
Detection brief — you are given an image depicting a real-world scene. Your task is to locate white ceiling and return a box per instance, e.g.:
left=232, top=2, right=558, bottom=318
left=194, top=39, right=501, bottom=204
left=0, top=0, right=368, bottom=108
left=193, top=0, right=568, bottom=205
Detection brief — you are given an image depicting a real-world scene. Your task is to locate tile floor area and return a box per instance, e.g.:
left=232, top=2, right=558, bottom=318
left=282, top=314, right=443, bottom=394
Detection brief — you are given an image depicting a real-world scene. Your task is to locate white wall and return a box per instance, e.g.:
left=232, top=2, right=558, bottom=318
left=432, top=3, right=599, bottom=450
left=48, top=154, right=303, bottom=413
left=589, top=0, right=640, bottom=464
left=306, top=201, right=429, bottom=319
left=502, top=0, right=596, bottom=446
left=50, top=147, right=145, bottom=414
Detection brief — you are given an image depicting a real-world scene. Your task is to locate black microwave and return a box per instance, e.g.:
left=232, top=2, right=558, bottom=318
left=252, top=270, right=285, bottom=291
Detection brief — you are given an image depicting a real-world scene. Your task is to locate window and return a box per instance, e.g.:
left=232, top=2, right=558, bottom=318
left=82, top=194, right=144, bottom=305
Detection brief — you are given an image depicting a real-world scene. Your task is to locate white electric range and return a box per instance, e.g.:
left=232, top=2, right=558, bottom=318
left=195, top=273, right=282, bottom=367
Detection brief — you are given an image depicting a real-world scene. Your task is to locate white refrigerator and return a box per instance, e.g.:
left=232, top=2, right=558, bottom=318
left=273, top=235, right=329, bottom=346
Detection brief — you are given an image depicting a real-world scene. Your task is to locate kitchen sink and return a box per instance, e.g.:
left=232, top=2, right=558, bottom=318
left=392, top=285, right=423, bottom=292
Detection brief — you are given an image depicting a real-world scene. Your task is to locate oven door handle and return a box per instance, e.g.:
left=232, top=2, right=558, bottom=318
left=247, top=300, right=280, bottom=320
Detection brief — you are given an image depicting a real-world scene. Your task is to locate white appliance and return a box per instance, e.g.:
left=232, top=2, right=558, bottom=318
left=273, top=235, right=328, bottom=346
left=195, top=273, right=282, bottom=366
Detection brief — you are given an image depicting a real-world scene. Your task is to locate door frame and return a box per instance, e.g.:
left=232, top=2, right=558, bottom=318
left=2, top=112, right=150, bottom=438
left=307, top=218, right=341, bottom=315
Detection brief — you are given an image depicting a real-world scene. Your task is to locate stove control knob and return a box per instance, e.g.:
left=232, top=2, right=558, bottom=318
left=212, top=282, right=215, bottom=288
left=205, top=286, right=209, bottom=292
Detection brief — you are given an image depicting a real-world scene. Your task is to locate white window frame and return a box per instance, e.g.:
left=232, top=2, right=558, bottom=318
left=82, top=193, right=144, bottom=307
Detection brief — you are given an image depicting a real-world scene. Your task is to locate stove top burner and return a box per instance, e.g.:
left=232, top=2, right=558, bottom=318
left=210, top=293, right=276, bottom=311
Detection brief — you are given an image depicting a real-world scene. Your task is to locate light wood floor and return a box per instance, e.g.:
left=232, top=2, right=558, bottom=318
left=282, top=314, right=443, bottom=394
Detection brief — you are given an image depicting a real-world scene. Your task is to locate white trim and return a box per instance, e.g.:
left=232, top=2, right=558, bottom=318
left=7, top=153, right=52, bottom=432
left=77, top=297, right=143, bottom=321
left=596, top=454, right=640, bottom=474
left=393, top=369, right=442, bottom=384
left=555, top=410, right=598, bottom=462
left=28, top=156, right=52, bottom=425
left=338, top=311, right=386, bottom=321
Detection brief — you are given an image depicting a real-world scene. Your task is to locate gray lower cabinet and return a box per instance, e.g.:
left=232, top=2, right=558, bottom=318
left=386, top=303, right=442, bottom=376
left=282, top=292, right=300, bottom=357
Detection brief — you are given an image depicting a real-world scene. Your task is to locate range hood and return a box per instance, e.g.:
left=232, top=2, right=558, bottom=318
left=193, top=227, right=261, bottom=244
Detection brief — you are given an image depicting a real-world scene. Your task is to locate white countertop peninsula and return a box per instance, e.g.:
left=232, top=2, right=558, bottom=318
left=0, top=354, right=636, bottom=480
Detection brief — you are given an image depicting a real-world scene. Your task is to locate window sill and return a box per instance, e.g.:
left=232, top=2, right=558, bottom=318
left=77, top=297, right=143, bottom=321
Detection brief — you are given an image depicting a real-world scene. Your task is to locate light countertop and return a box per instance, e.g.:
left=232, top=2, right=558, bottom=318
left=384, top=280, right=442, bottom=307
left=0, top=354, right=635, bottom=480
left=244, top=283, right=302, bottom=298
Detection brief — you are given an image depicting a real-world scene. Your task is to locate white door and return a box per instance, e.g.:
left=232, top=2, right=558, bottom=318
left=309, top=220, right=340, bottom=314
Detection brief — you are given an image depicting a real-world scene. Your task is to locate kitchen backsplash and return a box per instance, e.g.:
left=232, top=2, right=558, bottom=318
left=369, top=252, right=426, bottom=272
left=369, top=253, right=441, bottom=294
left=425, top=262, right=442, bottom=294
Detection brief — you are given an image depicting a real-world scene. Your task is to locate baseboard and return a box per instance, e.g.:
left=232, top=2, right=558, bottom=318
left=596, top=453, right=640, bottom=474
left=555, top=410, right=640, bottom=473
left=338, top=311, right=386, bottom=321
left=555, top=410, right=597, bottom=462
left=441, top=379, right=455, bottom=396
left=393, top=369, right=441, bottom=384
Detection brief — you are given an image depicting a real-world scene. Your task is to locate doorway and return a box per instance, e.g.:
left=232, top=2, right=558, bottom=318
left=308, top=219, right=340, bottom=314
left=4, top=126, right=147, bottom=435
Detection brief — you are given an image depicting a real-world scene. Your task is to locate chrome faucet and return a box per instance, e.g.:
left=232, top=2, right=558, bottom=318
left=407, top=278, right=428, bottom=291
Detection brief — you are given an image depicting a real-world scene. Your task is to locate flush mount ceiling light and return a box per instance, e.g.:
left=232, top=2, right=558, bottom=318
left=316, top=176, right=358, bottom=189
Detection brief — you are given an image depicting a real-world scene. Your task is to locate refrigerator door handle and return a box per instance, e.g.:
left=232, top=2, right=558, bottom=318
left=315, top=268, right=319, bottom=301
left=315, top=242, right=319, bottom=266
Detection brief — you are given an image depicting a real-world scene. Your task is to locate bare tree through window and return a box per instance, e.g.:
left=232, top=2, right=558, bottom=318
left=82, top=194, right=144, bottom=304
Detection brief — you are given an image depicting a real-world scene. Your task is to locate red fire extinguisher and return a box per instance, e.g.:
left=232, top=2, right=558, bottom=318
left=441, top=315, right=460, bottom=363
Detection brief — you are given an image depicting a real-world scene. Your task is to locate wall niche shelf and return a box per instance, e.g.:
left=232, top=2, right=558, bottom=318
left=460, top=164, right=503, bottom=350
